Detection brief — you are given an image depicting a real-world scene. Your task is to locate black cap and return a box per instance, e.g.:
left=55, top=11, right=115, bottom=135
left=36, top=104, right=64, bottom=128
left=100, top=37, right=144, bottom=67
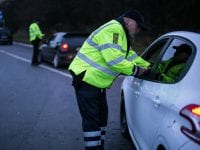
left=122, top=9, right=148, bottom=30
left=173, top=44, right=192, bottom=55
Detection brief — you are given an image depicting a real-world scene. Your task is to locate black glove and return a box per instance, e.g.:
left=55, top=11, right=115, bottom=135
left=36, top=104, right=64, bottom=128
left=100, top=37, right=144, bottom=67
left=133, top=66, right=148, bottom=76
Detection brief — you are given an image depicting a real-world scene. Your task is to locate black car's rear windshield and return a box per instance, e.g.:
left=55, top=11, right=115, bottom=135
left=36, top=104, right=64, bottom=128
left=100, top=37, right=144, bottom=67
left=62, top=33, right=89, bottom=46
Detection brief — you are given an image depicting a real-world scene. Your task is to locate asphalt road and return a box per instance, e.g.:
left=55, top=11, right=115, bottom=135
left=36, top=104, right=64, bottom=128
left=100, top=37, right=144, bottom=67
left=0, top=43, right=134, bottom=150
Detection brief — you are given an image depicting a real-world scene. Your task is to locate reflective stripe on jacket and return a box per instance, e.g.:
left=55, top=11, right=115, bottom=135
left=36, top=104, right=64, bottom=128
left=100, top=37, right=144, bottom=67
left=68, top=20, right=150, bottom=88
left=29, top=23, right=44, bottom=42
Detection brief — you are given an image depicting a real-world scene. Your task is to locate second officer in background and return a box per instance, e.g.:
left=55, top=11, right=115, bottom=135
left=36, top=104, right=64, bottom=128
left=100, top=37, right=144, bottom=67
left=29, top=20, right=44, bottom=65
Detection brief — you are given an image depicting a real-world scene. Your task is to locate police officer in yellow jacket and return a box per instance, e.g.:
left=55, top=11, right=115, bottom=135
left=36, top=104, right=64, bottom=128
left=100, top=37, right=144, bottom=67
left=68, top=10, right=150, bottom=150
left=29, top=20, right=44, bottom=65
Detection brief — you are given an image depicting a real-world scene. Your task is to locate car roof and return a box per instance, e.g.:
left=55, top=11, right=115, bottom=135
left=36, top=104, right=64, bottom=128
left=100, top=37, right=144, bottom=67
left=164, top=31, right=200, bottom=37
left=54, top=32, right=66, bottom=36
left=162, top=31, right=200, bottom=45
left=0, top=27, right=9, bottom=30
left=53, top=32, right=89, bottom=36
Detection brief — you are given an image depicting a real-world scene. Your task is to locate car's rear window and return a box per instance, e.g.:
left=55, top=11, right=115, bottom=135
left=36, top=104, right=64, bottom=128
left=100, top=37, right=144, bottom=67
left=62, top=34, right=89, bottom=50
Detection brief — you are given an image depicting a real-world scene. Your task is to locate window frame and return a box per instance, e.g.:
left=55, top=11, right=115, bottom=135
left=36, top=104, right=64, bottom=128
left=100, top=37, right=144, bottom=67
left=136, top=35, right=196, bottom=84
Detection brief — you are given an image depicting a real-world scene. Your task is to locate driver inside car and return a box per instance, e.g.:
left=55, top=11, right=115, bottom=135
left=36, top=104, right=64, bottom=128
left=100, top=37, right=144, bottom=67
left=158, top=43, right=192, bottom=83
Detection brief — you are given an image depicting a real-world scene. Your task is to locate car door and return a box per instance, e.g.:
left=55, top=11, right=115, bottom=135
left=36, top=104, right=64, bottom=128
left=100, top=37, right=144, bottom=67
left=129, top=37, right=194, bottom=150
left=47, top=34, right=60, bottom=61
left=127, top=38, right=173, bottom=150
left=41, top=34, right=58, bottom=61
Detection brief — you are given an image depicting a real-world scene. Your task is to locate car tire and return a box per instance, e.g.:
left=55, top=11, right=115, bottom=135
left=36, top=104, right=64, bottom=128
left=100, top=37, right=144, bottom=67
left=157, top=145, right=166, bottom=150
left=53, top=54, right=59, bottom=68
left=120, top=93, right=130, bottom=139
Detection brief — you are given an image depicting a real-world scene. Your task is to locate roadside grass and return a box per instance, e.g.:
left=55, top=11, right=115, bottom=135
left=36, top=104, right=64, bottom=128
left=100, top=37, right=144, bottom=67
left=13, top=30, right=155, bottom=56
left=132, top=43, right=148, bottom=55
left=13, top=29, right=29, bottom=44
left=133, top=33, right=154, bottom=55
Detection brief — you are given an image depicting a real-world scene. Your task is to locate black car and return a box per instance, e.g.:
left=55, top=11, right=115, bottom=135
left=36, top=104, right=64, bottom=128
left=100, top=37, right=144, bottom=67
left=38, top=32, right=88, bottom=67
left=0, top=27, right=13, bottom=45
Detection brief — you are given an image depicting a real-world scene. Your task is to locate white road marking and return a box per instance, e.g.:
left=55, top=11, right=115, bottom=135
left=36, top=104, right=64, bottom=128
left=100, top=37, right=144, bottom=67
left=14, top=42, right=32, bottom=48
left=1, top=42, right=125, bottom=79
left=0, top=49, right=72, bottom=78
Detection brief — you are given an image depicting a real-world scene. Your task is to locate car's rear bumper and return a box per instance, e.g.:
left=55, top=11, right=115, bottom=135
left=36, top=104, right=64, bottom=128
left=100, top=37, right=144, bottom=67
left=0, top=38, right=10, bottom=42
left=58, top=53, right=76, bottom=64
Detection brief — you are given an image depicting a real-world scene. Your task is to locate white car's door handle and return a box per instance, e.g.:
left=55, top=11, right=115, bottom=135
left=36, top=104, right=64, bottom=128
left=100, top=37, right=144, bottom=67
left=153, top=97, right=160, bottom=107
left=134, top=91, right=140, bottom=96
left=134, top=81, right=140, bottom=86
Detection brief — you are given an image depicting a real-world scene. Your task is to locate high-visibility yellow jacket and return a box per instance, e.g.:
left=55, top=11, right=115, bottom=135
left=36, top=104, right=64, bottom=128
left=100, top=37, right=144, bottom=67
left=158, top=59, right=185, bottom=83
left=29, top=22, right=44, bottom=42
left=68, top=20, right=150, bottom=88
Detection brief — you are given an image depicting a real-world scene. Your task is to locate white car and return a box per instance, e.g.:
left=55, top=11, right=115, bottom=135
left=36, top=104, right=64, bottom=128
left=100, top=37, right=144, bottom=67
left=120, top=31, right=200, bottom=150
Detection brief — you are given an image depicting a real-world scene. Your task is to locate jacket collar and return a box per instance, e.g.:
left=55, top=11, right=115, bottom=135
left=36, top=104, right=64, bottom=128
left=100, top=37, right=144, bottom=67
left=116, top=16, right=130, bottom=57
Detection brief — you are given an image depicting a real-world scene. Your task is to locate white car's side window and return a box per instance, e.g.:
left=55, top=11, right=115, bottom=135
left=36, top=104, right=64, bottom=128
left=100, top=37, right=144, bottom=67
left=143, top=39, right=169, bottom=64
left=140, top=38, right=193, bottom=83
left=155, top=39, right=193, bottom=83
left=138, top=38, right=169, bottom=80
left=48, top=35, right=56, bottom=48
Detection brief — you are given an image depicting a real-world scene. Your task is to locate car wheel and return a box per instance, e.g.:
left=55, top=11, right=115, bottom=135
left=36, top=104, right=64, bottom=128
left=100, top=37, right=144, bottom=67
left=53, top=54, right=59, bottom=68
left=37, top=51, right=43, bottom=64
left=120, top=93, right=130, bottom=139
left=157, top=145, right=166, bottom=150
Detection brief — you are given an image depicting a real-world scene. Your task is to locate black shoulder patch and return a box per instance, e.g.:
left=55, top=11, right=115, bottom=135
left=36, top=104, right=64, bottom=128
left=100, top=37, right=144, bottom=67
left=113, top=33, right=119, bottom=44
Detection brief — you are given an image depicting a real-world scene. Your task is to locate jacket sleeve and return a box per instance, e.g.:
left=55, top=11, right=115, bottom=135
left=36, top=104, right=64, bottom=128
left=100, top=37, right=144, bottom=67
left=127, top=50, right=150, bottom=69
left=35, top=24, right=44, bottom=39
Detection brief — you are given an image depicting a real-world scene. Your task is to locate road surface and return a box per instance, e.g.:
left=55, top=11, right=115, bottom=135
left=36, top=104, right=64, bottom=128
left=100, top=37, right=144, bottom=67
left=0, top=43, right=134, bottom=150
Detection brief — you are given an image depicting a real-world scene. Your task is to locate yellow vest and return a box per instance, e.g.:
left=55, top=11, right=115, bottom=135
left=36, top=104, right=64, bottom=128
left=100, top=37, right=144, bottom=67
left=159, top=59, right=185, bottom=83
left=68, top=20, right=150, bottom=88
left=29, top=22, right=44, bottom=42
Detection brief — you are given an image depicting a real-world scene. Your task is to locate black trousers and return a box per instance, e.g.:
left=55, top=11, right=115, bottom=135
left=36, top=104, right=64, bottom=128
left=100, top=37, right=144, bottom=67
left=31, top=38, right=41, bottom=65
left=73, top=77, right=108, bottom=150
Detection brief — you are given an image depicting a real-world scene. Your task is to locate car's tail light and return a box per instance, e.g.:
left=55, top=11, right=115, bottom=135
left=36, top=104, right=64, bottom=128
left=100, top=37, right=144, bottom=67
left=60, top=43, right=68, bottom=52
left=180, top=104, right=200, bottom=144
